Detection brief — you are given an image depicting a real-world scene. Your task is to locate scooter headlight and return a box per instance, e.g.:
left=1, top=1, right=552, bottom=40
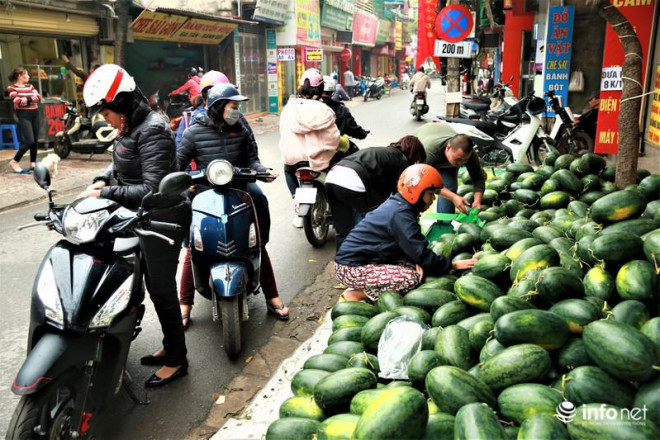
left=37, top=260, right=64, bottom=326
left=89, top=275, right=134, bottom=329
left=206, top=160, right=234, bottom=186
left=63, top=207, right=110, bottom=244
left=248, top=222, right=258, bottom=248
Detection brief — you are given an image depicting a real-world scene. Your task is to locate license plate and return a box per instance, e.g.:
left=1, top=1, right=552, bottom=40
left=417, top=99, right=425, bottom=105
left=294, top=187, right=317, bottom=204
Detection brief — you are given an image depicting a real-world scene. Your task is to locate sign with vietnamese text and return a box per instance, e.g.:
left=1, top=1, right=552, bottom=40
left=600, top=66, right=622, bottom=91
left=352, top=9, right=379, bottom=47
left=595, top=0, right=656, bottom=154
left=171, top=18, right=236, bottom=44
left=296, top=0, right=321, bottom=47
left=434, top=40, right=472, bottom=58
left=542, top=6, right=574, bottom=116
left=254, top=0, right=289, bottom=25
left=416, top=0, right=442, bottom=72
left=305, top=48, right=323, bottom=62
left=266, top=29, right=279, bottom=113
left=130, top=10, right=188, bottom=42
left=277, top=48, right=296, bottom=61
left=645, top=65, right=660, bottom=146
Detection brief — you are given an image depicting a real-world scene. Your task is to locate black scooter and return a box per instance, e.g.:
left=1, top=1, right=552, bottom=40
left=7, top=165, right=190, bottom=439
left=54, top=100, right=117, bottom=159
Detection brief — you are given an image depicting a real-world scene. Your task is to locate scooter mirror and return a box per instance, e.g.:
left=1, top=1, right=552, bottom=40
left=158, top=172, right=192, bottom=197
left=33, top=163, right=51, bottom=189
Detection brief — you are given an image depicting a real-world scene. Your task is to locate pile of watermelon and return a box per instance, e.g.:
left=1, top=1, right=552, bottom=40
left=266, top=152, right=660, bottom=440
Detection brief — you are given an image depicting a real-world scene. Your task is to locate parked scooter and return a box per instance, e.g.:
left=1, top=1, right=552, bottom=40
left=54, top=100, right=117, bottom=159
left=363, top=76, right=385, bottom=101
left=7, top=165, right=190, bottom=439
left=442, top=95, right=557, bottom=166
left=188, top=160, right=272, bottom=357
left=545, top=90, right=594, bottom=155
left=411, top=91, right=429, bottom=121
left=460, top=77, right=515, bottom=121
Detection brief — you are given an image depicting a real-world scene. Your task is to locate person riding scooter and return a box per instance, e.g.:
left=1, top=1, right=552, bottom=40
left=410, top=66, right=431, bottom=111
left=320, top=76, right=369, bottom=141
left=170, top=67, right=203, bottom=105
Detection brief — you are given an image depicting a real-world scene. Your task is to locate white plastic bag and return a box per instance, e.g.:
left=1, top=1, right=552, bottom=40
left=377, top=316, right=425, bottom=379
left=569, top=70, right=584, bottom=92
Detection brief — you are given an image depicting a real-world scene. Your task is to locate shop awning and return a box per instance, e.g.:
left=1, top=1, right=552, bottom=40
left=0, top=6, right=99, bottom=36
left=130, top=6, right=256, bottom=45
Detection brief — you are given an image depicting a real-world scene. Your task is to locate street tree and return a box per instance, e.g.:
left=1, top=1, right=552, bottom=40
left=587, top=0, right=643, bottom=188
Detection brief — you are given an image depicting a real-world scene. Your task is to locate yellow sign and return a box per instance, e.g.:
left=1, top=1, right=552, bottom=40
left=131, top=11, right=187, bottom=42
left=171, top=18, right=236, bottom=44
left=131, top=10, right=236, bottom=44
left=647, top=65, right=660, bottom=146
left=305, top=48, right=323, bottom=62
left=395, top=22, right=403, bottom=50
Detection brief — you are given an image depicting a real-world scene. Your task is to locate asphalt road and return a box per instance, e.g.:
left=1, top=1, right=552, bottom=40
left=0, top=81, right=444, bottom=439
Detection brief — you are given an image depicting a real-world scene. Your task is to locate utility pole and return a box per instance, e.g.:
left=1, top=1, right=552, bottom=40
left=446, top=0, right=461, bottom=118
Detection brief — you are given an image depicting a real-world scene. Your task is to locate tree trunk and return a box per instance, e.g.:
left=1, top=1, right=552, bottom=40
left=591, top=0, right=643, bottom=188
left=114, top=0, right=131, bottom=67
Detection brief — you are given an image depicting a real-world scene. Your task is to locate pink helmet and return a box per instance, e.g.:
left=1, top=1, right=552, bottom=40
left=200, top=70, right=230, bottom=92
left=300, top=68, right=323, bottom=88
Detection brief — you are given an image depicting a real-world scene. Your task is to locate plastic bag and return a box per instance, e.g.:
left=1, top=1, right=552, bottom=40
left=377, top=316, right=425, bottom=379
left=569, top=70, right=584, bottom=92
left=453, top=207, right=486, bottom=228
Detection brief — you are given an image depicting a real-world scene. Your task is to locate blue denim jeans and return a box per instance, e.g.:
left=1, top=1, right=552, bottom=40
left=436, top=167, right=459, bottom=214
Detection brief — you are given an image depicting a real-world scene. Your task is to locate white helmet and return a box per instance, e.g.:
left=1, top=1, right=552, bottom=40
left=323, top=76, right=337, bottom=92
left=83, top=64, right=136, bottom=114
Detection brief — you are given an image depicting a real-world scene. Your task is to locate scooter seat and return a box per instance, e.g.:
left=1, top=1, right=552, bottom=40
left=440, top=118, right=499, bottom=137
left=463, top=95, right=492, bottom=105
left=463, top=101, right=490, bottom=112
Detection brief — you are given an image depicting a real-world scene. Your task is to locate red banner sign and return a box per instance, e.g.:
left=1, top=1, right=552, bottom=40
left=352, top=10, right=379, bottom=47
left=594, top=0, right=656, bottom=154
left=416, top=0, right=441, bottom=71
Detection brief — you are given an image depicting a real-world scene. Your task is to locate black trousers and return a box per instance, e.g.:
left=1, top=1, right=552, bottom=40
left=326, top=182, right=370, bottom=251
left=14, top=109, right=40, bottom=163
left=139, top=201, right=191, bottom=367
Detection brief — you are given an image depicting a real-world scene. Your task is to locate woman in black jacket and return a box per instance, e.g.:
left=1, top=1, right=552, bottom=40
left=78, top=64, right=190, bottom=387
left=325, top=135, right=427, bottom=250
left=177, top=83, right=289, bottom=321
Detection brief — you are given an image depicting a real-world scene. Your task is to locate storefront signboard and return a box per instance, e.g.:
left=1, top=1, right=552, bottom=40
left=254, top=0, right=289, bottom=25
left=647, top=65, right=660, bottom=146
left=416, top=0, right=441, bottom=71
left=277, top=48, right=296, bottom=61
left=542, top=6, right=574, bottom=116
left=376, top=19, right=391, bottom=45
left=131, top=10, right=188, bottom=41
left=305, top=48, right=324, bottom=62
left=233, top=30, right=242, bottom=93
left=395, top=22, right=403, bottom=50
left=321, top=0, right=355, bottom=31
left=352, top=10, right=379, bottom=47
left=296, top=0, right=321, bottom=47
left=595, top=0, right=656, bottom=154
left=171, top=18, right=236, bottom=44
left=266, top=29, right=279, bottom=113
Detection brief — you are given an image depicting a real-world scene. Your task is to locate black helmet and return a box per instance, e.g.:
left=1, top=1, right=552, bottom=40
left=190, top=67, right=198, bottom=77
left=207, top=83, right=248, bottom=108
left=527, top=96, right=547, bottom=115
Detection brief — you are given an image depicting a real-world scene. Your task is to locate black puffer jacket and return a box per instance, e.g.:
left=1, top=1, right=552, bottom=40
left=94, top=100, right=179, bottom=210
left=322, top=97, right=368, bottom=140
left=177, top=113, right=267, bottom=172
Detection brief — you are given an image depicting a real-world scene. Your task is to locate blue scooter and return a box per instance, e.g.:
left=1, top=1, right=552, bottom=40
left=189, top=160, right=270, bottom=357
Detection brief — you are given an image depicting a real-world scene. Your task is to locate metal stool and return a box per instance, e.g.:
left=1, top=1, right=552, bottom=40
left=0, top=123, right=20, bottom=150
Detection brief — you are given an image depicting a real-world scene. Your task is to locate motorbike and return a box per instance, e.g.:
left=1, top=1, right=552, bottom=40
left=188, top=160, right=272, bottom=357
left=54, top=100, right=117, bottom=159
left=411, top=91, right=429, bottom=121
left=545, top=90, right=594, bottom=155
left=442, top=94, right=558, bottom=166
left=7, top=165, right=191, bottom=439
left=363, top=76, right=385, bottom=101
left=294, top=167, right=332, bottom=247
left=460, top=77, right=516, bottom=121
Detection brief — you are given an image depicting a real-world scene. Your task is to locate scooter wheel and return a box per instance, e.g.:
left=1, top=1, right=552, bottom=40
left=54, top=140, right=71, bottom=159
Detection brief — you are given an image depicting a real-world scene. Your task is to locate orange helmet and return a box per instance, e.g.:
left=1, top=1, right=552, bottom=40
left=397, top=164, right=443, bottom=204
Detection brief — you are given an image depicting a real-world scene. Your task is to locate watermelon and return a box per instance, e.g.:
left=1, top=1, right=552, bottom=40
left=454, top=403, right=506, bottom=440
left=468, top=319, right=495, bottom=352
left=601, top=218, right=660, bottom=237
left=425, top=366, right=496, bottom=414
left=331, top=301, right=378, bottom=320
left=349, top=389, right=386, bottom=415
left=510, top=245, right=559, bottom=282
left=454, top=274, right=503, bottom=311
left=616, top=260, right=657, bottom=301
left=316, top=414, right=359, bottom=440
left=360, top=312, right=399, bottom=351
left=352, top=387, right=428, bottom=440
left=324, top=341, right=365, bottom=359
left=634, top=377, right=660, bottom=429
left=540, top=191, right=572, bottom=209
left=421, top=413, right=455, bottom=440
left=557, top=338, right=594, bottom=371
left=347, top=352, right=380, bottom=373
left=497, top=383, right=563, bottom=424
left=517, top=414, right=569, bottom=440
left=549, top=299, right=601, bottom=333
left=434, top=325, right=473, bottom=370
left=490, top=296, right=535, bottom=322
left=490, top=227, right=534, bottom=251
left=408, top=350, right=445, bottom=389
left=640, top=317, right=660, bottom=350
left=611, top=300, right=650, bottom=329
left=279, top=396, right=326, bottom=421
left=328, top=327, right=363, bottom=345
left=394, top=306, right=431, bottom=324
left=332, top=314, right=369, bottom=331
left=431, top=300, right=471, bottom=327
left=313, top=368, right=378, bottom=412
left=304, top=354, right=349, bottom=373
left=403, top=289, right=455, bottom=314
left=590, top=232, right=644, bottom=263
left=638, top=174, right=660, bottom=200
left=583, top=265, right=615, bottom=301
left=266, top=418, right=319, bottom=440
left=643, top=230, right=660, bottom=269
left=494, top=309, right=570, bottom=350
left=590, top=190, right=646, bottom=223
left=583, top=319, right=659, bottom=382
left=564, top=366, right=636, bottom=408
left=376, top=290, right=404, bottom=312
left=291, top=369, right=331, bottom=396
left=536, top=267, right=585, bottom=304
left=478, top=344, right=552, bottom=390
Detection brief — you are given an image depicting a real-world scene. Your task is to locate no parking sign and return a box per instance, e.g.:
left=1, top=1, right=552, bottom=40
left=434, top=5, right=474, bottom=43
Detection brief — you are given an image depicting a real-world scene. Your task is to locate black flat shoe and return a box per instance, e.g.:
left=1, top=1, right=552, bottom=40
left=144, top=362, right=188, bottom=388
left=140, top=353, right=167, bottom=366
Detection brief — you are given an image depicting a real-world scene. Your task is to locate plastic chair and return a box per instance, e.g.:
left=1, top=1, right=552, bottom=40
left=0, top=123, right=20, bottom=150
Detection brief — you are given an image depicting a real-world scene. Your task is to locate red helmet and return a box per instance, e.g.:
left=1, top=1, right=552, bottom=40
left=397, top=164, right=443, bottom=204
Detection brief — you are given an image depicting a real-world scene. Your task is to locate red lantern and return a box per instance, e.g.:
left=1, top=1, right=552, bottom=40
left=340, top=48, right=352, bottom=63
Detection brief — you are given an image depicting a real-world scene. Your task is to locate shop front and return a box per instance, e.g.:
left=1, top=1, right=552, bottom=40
left=352, top=9, right=379, bottom=77
left=320, top=0, right=355, bottom=78
left=127, top=9, right=238, bottom=108
left=0, top=5, right=100, bottom=146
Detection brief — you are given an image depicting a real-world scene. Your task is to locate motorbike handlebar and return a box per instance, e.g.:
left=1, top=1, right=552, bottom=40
left=34, top=213, right=49, bottom=221
left=149, top=220, right=181, bottom=232
left=134, top=227, right=175, bottom=246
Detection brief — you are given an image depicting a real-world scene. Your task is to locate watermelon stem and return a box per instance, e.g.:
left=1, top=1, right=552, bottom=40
left=498, top=419, right=515, bottom=426
left=651, top=253, right=659, bottom=275
left=653, top=365, right=660, bottom=371
left=559, top=374, right=571, bottom=400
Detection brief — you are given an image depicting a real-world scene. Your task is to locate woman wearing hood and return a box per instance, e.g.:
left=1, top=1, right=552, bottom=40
left=278, top=68, right=349, bottom=227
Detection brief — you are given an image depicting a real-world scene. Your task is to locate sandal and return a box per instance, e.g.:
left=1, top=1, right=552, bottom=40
left=266, top=301, right=290, bottom=321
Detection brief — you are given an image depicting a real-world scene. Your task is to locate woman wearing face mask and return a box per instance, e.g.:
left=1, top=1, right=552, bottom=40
left=177, top=83, right=290, bottom=321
